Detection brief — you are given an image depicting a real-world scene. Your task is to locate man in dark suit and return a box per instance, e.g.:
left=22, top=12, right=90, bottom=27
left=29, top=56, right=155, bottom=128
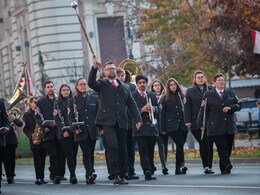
left=23, top=96, right=47, bottom=185
left=88, top=57, right=142, bottom=185
left=116, top=67, right=139, bottom=180
left=132, top=75, right=160, bottom=180
left=198, top=73, right=241, bottom=174
left=35, top=81, right=62, bottom=184
left=0, top=99, right=10, bottom=193
left=4, top=112, right=23, bottom=184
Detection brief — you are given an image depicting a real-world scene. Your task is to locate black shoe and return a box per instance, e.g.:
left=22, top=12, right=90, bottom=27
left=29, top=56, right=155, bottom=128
left=128, top=175, right=139, bottom=180
left=113, top=176, right=128, bottom=185
left=86, top=175, right=96, bottom=185
left=7, top=177, right=14, bottom=184
left=93, top=174, right=97, bottom=178
left=35, top=179, right=41, bottom=185
left=40, top=179, right=47, bottom=184
left=121, top=174, right=129, bottom=180
left=53, top=176, right=61, bottom=184
left=181, top=165, right=188, bottom=174
left=222, top=164, right=233, bottom=174
left=175, top=167, right=183, bottom=175
left=108, top=175, right=113, bottom=180
left=70, top=176, right=78, bottom=184
left=162, top=167, right=169, bottom=175
left=145, top=170, right=156, bottom=180
left=60, top=176, right=67, bottom=181
left=204, top=168, right=214, bottom=174
left=49, top=176, right=54, bottom=181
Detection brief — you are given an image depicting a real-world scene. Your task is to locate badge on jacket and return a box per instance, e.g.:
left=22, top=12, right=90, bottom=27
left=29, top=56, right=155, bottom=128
left=53, top=109, right=58, bottom=116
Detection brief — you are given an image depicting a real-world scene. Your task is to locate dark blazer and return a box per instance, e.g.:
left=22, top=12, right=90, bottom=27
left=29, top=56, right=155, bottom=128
left=68, top=93, right=99, bottom=142
left=184, top=85, right=213, bottom=130
left=197, top=88, right=241, bottom=136
left=54, top=98, right=73, bottom=140
left=126, top=83, right=136, bottom=129
left=161, top=93, right=187, bottom=133
left=23, top=108, right=45, bottom=149
left=132, top=90, right=160, bottom=137
left=35, top=95, right=58, bottom=141
left=6, top=118, right=23, bottom=144
left=88, top=67, right=142, bottom=129
left=0, top=100, right=10, bottom=147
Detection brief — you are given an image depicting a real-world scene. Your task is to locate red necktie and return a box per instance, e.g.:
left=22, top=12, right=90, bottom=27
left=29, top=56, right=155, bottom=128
left=201, top=89, right=203, bottom=94
left=157, top=96, right=160, bottom=101
left=50, top=98, right=53, bottom=103
left=141, top=92, right=145, bottom=98
left=112, top=81, right=117, bottom=88
left=83, top=96, right=86, bottom=100
left=220, top=91, right=223, bottom=99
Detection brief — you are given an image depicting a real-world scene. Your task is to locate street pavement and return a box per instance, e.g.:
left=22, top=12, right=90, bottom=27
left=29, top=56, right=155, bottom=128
left=1, top=163, right=260, bottom=195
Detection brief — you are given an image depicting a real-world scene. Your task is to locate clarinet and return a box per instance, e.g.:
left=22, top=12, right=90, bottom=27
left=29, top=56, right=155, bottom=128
left=72, top=95, right=84, bottom=128
left=55, top=101, right=68, bottom=133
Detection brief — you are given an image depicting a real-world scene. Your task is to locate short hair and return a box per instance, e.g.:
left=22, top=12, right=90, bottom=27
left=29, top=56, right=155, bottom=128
left=256, top=100, right=260, bottom=105
left=213, top=73, right=224, bottom=82
left=136, top=75, right=148, bottom=84
left=29, top=96, right=38, bottom=103
left=116, top=67, right=125, bottom=75
left=104, top=61, right=114, bottom=69
left=44, top=81, right=54, bottom=88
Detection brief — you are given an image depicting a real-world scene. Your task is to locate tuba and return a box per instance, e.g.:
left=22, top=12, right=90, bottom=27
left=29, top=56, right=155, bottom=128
left=7, top=88, right=28, bottom=125
left=32, top=123, right=42, bottom=145
left=119, top=59, right=142, bottom=83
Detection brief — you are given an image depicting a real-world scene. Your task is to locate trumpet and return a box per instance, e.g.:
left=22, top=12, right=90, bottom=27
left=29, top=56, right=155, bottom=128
left=145, top=95, right=157, bottom=127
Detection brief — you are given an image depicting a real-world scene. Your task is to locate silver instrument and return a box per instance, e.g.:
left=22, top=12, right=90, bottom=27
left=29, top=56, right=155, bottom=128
left=145, top=94, right=157, bottom=127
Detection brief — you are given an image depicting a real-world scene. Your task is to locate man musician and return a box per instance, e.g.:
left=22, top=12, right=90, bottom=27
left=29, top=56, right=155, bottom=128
left=88, top=56, right=142, bottom=185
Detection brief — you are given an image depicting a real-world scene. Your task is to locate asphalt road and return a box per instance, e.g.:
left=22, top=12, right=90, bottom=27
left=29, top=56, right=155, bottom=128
left=1, top=163, right=260, bottom=195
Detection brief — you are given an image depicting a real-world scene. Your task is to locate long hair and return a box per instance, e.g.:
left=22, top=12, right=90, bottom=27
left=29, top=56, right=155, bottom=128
left=163, top=78, right=184, bottom=102
left=149, top=79, right=165, bottom=95
left=57, top=84, right=72, bottom=101
left=192, top=70, right=208, bottom=87
left=74, top=78, right=85, bottom=94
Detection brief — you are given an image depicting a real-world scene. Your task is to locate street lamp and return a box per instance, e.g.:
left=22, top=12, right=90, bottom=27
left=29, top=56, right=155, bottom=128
left=126, top=21, right=134, bottom=59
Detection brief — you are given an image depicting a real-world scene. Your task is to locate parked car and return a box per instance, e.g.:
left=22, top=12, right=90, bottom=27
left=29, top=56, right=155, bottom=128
left=235, top=98, right=259, bottom=138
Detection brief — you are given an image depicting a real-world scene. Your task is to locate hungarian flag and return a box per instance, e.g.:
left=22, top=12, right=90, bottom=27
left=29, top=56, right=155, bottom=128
left=250, top=29, right=260, bottom=54
left=15, top=62, right=35, bottom=97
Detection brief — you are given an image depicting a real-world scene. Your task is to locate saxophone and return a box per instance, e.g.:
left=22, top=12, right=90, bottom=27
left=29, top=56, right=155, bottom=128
left=32, top=123, right=42, bottom=145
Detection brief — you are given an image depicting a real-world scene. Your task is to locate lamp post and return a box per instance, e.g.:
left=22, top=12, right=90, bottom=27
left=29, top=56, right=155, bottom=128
left=126, top=21, right=134, bottom=59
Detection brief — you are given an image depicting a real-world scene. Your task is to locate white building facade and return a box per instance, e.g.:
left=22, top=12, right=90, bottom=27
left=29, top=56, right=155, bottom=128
left=0, top=0, right=147, bottom=98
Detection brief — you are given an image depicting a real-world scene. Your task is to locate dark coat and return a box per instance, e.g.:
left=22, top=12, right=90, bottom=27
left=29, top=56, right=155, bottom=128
left=23, top=108, right=45, bottom=149
left=132, top=90, right=160, bottom=137
left=54, top=98, right=73, bottom=140
left=161, top=93, right=187, bottom=133
left=68, top=93, right=99, bottom=142
left=197, top=88, right=241, bottom=136
left=0, top=100, right=10, bottom=147
left=184, top=85, right=213, bottom=130
left=88, top=67, right=142, bottom=129
left=126, top=83, right=136, bottom=129
left=6, top=118, right=23, bottom=144
left=35, top=95, right=58, bottom=141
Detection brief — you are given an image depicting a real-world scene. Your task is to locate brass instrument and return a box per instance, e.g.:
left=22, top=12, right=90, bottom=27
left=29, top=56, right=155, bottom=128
left=7, top=88, right=28, bottom=125
left=119, top=59, right=142, bottom=83
left=32, top=123, right=42, bottom=145
left=145, top=94, right=157, bottom=127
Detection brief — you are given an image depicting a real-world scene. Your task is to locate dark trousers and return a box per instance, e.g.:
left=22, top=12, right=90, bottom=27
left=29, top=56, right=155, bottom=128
left=168, top=130, right=188, bottom=167
left=89, top=139, right=96, bottom=173
left=44, top=137, right=62, bottom=178
left=0, top=146, right=5, bottom=188
left=126, top=128, right=136, bottom=176
left=4, top=143, right=17, bottom=179
left=191, top=129, right=214, bottom=168
left=102, top=135, right=110, bottom=174
left=78, top=138, right=93, bottom=179
left=210, top=133, right=234, bottom=173
left=102, top=124, right=127, bottom=178
left=32, top=148, right=47, bottom=180
left=58, top=146, right=66, bottom=177
left=156, top=133, right=168, bottom=168
left=60, top=138, right=78, bottom=178
left=135, top=136, right=156, bottom=174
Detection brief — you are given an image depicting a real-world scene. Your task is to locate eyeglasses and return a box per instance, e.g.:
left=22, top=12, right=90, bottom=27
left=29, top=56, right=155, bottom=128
left=153, top=84, right=161, bottom=87
left=105, top=68, right=115, bottom=71
left=78, top=83, right=87, bottom=86
left=61, top=89, right=70, bottom=92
